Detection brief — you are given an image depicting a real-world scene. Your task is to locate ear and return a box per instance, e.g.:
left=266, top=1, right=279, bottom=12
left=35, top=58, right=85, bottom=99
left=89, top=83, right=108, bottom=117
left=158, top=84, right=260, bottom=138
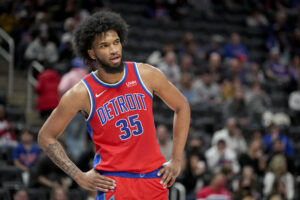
left=87, top=49, right=96, bottom=60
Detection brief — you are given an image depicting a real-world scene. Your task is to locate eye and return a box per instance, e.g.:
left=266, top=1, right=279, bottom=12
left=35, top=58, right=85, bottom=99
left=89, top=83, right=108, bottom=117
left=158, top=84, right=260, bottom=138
left=99, top=44, right=108, bottom=48
left=114, top=40, right=120, bottom=45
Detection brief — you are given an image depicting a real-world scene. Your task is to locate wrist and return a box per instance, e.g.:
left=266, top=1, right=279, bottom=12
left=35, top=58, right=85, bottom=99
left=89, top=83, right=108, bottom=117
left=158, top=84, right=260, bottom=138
left=73, top=170, right=84, bottom=183
left=171, top=158, right=182, bottom=164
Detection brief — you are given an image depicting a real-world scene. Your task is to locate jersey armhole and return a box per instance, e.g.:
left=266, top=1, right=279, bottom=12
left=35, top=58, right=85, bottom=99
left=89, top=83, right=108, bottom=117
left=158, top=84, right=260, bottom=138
left=81, top=79, right=95, bottom=122
left=132, top=62, right=153, bottom=98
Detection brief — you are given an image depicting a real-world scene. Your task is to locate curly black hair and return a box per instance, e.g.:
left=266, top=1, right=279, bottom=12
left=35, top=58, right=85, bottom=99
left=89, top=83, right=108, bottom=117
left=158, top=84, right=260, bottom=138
left=74, top=11, right=129, bottom=62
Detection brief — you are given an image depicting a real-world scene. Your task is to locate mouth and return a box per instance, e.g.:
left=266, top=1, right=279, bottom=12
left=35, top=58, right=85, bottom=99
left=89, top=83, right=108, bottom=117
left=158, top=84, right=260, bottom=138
left=110, top=55, right=121, bottom=64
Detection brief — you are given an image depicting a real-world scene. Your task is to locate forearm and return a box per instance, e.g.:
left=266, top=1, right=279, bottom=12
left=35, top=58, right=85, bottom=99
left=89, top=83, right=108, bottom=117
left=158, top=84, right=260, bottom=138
left=38, top=176, right=56, bottom=188
left=14, top=160, right=28, bottom=171
left=45, top=141, right=81, bottom=180
left=171, top=101, right=190, bottom=162
left=38, top=133, right=82, bottom=181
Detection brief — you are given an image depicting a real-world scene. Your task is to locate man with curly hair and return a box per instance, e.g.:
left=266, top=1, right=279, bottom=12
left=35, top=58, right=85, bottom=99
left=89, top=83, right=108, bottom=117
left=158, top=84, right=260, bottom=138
left=38, top=11, right=190, bottom=200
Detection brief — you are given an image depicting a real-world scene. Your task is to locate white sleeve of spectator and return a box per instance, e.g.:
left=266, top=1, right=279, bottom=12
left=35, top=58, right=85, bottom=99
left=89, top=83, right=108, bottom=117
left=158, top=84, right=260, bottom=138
left=285, top=173, right=295, bottom=200
left=263, top=172, right=275, bottom=196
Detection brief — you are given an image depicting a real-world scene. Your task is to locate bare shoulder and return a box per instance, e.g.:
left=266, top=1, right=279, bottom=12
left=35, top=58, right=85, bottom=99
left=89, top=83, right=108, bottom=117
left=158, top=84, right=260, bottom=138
left=136, top=63, right=167, bottom=92
left=136, top=62, right=162, bottom=76
left=58, top=81, right=90, bottom=113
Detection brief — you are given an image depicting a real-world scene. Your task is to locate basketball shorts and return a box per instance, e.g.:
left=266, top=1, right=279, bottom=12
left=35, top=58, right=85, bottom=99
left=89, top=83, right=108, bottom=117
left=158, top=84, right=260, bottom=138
left=96, top=167, right=169, bottom=200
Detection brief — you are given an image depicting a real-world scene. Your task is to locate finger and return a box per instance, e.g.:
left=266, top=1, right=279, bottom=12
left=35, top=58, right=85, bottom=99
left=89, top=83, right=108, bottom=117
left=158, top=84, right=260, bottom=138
left=163, top=173, right=172, bottom=186
left=97, top=174, right=116, bottom=183
left=160, top=170, right=169, bottom=185
left=167, top=177, right=175, bottom=188
left=157, top=167, right=165, bottom=177
left=94, top=186, right=109, bottom=192
left=94, top=179, right=116, bottom=188
left=95, top=177, right=116, bottom=186
left=93, top=169, right=115, bottom=182
left=94, top=182, right=116, bottom=190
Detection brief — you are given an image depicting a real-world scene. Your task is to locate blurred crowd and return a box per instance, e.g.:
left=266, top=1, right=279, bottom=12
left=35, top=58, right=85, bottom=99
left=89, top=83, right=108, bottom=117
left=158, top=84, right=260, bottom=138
left=1, top=0, right=300, bottom=200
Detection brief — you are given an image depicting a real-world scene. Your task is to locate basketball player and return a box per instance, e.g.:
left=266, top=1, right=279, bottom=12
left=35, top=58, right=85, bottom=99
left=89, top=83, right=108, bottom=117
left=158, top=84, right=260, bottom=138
left=38, top=11, right=190, bottom=200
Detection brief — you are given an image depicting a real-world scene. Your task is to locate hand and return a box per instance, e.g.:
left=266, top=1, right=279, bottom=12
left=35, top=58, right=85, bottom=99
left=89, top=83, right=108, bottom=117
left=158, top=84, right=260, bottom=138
left=76, top=168, right=116, bottom=192
left=157, top=159, right=181, bottom=188
left=51, top=181, right=61, bottom=188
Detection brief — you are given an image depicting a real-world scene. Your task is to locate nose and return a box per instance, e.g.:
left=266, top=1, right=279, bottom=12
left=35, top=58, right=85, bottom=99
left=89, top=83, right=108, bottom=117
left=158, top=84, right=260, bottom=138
left=110, top=44, right=118, bottom=54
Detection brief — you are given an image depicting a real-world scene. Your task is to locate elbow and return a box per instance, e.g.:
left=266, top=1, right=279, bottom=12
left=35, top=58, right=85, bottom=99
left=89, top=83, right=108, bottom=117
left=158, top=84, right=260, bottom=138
left=174, top=96, right=191, bottom=118
left=37, top=130, right=48, bottom=150
left=37, top=131, right=43, bottom=148
left=181, top=96, right=191, bottom=114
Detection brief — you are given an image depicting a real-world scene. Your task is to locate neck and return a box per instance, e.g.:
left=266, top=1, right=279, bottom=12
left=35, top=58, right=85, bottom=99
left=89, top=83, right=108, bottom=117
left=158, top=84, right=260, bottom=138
left=24, top=143, right=32, bottom=149
left=95, top=67, right=124, bottom=84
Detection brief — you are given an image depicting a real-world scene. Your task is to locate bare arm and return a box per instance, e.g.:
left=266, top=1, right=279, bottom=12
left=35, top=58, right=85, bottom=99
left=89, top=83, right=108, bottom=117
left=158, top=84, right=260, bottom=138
left=138, top=63, right=190, bottom=187
left=13, top=160, right=28, bottom=171
left=38, top=84, right=85, bottom=180
left=38, top=83, right=115, bottom=191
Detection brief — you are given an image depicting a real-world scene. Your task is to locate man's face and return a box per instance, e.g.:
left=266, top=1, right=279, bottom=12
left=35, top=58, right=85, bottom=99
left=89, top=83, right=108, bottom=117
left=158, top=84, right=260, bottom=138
left=88, top=30, right=123, bottom=73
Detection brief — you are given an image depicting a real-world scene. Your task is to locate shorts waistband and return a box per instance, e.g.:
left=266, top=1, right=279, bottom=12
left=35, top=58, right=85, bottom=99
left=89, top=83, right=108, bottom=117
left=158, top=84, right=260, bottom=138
left=98, top=167, right=162, bottom=178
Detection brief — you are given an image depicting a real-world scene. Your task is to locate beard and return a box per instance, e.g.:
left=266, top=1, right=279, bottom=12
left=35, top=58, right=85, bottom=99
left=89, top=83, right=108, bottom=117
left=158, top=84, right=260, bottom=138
left=95, top=55, right=124, bottom=74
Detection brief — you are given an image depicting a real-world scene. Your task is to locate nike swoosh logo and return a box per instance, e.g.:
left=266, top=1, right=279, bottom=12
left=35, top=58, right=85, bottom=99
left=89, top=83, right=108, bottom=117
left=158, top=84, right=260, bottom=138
left=95, top=90, right=107, bottom=98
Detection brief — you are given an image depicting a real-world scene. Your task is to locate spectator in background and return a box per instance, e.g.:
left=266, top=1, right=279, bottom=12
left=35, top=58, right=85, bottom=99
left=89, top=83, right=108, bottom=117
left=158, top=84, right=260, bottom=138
left=35, top=152, right=73, bottom=190
left=158, top=51, right=181, bottom=86
left=178, top=32, right=204, bottom=63
left=205, top=139, right=240, bottom=174
left=233, top=166, right=261, bottom=200
left=224, top=87, right=249, bottom=126
left=205, top=34, right=224, bottom=58
left=241, top=196, right=255, bottom=200
left=186, top=133, right=209, bottom=156
left=147, top=42, right=176, bottom=67
left=50, top=187, right=69, bottom=200
left=181, top=151, right=207, bottom=200
left=224, top=32, right=248, bottom=60
left=207, top=52, right=224, bottom=83
left=288, top=83, right=300, bottom=125
left=178, top=72, right=196, bottom=104
left=156, top=124, right=173, bottom=161
left=0, top=104, right=17, bottom=147
left=225, top=57, right=248, bottom=85
left=246, top=9, right=269, bottom=29
left=12, top=129, right=41, bottom=185
left=268, top=139, right=295, bottom=174
left=269, top=194, right=284, bottom=200
left=13, top=188, right=29, bottom=200
left=58, top=57, right=88, bottom=162
left=58, top=33, right=74, bottom=70
left=266, top=10, right=290, bottom=53
left=245, top=62, right=265, bottom=86
left=239, top=139, right=267, bottom=176
left=35, top=66, right=60, bottom=119
left=180, top=53, right=196, bottom=74
left=289, top=27, right=300, bottom=56
left=265, top=48, right=290, bottom=83
left=263, top=123, right=294, bottom=157
left=196, top=172, right=231, bottom=200
left=288, top=54, right=300, bottom=84
left=24, top=30, right=58, bottom=65
left=220, top=78, right=235, bottom=101
left=263, top=154, right=294, bottom=200
left=188, top=0, right=214, bottom=18
left=212, top=118, right=247, bottom=155
left=192, top=69, right=222, bottom=107
left=246, top=81, right=271, bottom=125
left=179, top=32, right=195, bottom=55
left=147, top=0, right=169, bottom=20
left=58, top=57, right=88, bottom=96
